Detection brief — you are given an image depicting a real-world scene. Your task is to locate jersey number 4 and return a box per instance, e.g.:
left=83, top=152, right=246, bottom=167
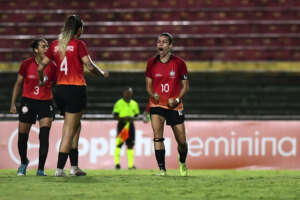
left=60, top=57, right=68, bottom=75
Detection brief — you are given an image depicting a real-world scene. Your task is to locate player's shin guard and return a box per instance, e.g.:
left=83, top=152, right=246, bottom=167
left=18, top=132, right=29, bottom=164
left=126, top=149, right=134, bottom=168
left=69, top=148, right=79, bottom=166
left=178, top=143, right=188, bottom=163
left=57, top=152, right=68, bottom=169
left=38, top=127, right=50, bottom=171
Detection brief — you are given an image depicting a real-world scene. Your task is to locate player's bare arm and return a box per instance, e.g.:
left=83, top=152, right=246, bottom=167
left=146, top=77, right=160, bottom=103
left=10, top=74, right=24, bottom=113
left=37, top=56, right=50, bottom=84
left=82, top=55, right=109, bottom=78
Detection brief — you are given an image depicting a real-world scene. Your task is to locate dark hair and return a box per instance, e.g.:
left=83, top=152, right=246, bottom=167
left=30, top=38, right=47, bottom=52
left=64, top=15, right=83, bottom=35
left=159, top=32, right=173, bottom=44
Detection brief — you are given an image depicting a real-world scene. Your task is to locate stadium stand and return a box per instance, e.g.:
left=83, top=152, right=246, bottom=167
left=1, top=0, right=300, bottom=119
left=1, top=71, right=300, bottom=119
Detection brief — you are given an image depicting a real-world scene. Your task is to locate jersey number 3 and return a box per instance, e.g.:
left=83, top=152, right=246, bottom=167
left=60, top=57, right=68, bottom=75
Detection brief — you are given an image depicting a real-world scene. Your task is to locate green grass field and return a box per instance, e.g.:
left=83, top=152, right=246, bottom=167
left=0, top=169, right=299, bottom=200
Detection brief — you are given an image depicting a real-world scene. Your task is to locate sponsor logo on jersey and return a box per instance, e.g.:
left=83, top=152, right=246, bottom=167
left=54, top=45, right=74, bottom=52
left=155, top=73, right=163, bottom=77
left=28, top=75, right=36, bottom=79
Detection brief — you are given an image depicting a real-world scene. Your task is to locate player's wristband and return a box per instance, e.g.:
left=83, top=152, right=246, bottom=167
left=175, top=98, right=180, bottom=104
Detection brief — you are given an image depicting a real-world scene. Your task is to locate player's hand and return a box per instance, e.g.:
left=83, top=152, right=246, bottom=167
left=153, top=93, right=160, bottom=104
left=168, top=98, right=178, bottom=108
left=10, top=104, right=17, bottom=114
left=103, top=71, right=109, bottom=78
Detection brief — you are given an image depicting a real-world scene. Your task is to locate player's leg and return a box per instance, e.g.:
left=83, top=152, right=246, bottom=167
left=69, top=122, right=86, bottom=176
left=150, top=108, right=167, bottom=175
left=17, top=122, right=32, bottom=176
left=36, top=100, right=54, bottom=176
left=37, top=117, right=52, bottom=176
left=114, top=121, right=124, bottom=169
left=171, top=123, right=188, bottom=176
left=55, top=85, right=86, bottom=177
left=55, top=111, right=82, bottom=176
left=126, top=123, right=135, bottom=169
left=17, top=98, right=35, bottom=176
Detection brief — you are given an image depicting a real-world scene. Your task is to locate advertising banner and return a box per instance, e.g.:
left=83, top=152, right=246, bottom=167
left=0, top=121, right=299, bottom=170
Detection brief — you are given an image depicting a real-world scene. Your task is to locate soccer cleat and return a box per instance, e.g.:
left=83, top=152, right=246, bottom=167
left=70, top=166, right=87, bottom=176
left=36, top=170, right=47, bottom=176
left=17, top=160, right=29, bottom=176
left=179, top=162, right=188, bottom=176
left=158, top=169, right=167, bottom=176
left=128, top=166, right=136, bottom=170
left=54, top=168, right=67, bottom=177
left=115, top=164, right=121, bottom=170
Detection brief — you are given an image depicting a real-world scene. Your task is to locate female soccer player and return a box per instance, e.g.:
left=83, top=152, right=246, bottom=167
left=38, top=15, right=109, bottom=176
left=10, top=38, right=56, bottom=176
left=145, top=33, right=189, bottom=176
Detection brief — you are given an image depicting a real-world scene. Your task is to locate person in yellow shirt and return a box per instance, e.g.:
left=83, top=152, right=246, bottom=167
left=112, top=87, right=140, bottom=169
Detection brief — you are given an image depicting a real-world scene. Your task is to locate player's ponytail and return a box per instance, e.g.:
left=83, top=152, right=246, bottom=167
left=58, top=15, right=83, bottom=58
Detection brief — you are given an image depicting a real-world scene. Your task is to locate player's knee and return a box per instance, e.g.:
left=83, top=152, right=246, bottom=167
left=153, top=137, right=165, bottom=143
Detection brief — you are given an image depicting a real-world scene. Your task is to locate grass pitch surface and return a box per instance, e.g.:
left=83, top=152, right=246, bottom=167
left=0, top=169, right=299, bottom=200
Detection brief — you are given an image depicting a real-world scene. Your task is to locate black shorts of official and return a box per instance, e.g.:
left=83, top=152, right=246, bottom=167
left=117, top=121, right=135, bottom=147
left=18, top=97, right=55, bottom=124
left=54, top=85, right=87, bottom=115
left=150, top=107, right=184, bottom=126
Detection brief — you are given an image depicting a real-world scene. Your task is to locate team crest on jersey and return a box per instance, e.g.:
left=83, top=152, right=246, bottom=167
left=43, top=75, right=48, bottom=82
left=22, top=106, right=29, bottom=114
left=170, top=70, right=175, bottom=77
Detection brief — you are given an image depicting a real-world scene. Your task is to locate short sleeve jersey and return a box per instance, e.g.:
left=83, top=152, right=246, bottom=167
left=19, top=57, right=56, bottom=100
left=46, top=38, right=88, bottom=86
left=145, top=55, right=188, bottom=110
left=113, top=98, right=140, bottom=118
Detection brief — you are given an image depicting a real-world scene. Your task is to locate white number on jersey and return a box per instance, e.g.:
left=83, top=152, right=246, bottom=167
left=60, top=57, right=68, bottom=75
left=161, top=83, right=170, bottom=93
left=34, top=86, right=39, bottom=95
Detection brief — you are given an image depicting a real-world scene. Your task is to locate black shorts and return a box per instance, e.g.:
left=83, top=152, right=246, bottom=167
left=54, top=85, right=87, bottom=115
left=19, top=97, right=54, bottom=124
left=117, top=121, right=135, bottom=147
left=150, top=107, right=184, bottom=126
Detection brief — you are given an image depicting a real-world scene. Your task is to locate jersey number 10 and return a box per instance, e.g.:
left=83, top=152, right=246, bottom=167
left=161, top=83, right=170, bottom=93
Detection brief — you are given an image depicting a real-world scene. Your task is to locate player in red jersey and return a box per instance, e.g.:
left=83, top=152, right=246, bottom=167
left=145, top=33, right=189, bottom=176
left=37, top=15, right=109, bottom=176
left=10, top=38, right=56, bottom=176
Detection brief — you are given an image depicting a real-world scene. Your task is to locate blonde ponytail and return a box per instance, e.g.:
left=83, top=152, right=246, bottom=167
left=58, top=15, right=83, bottom=58
left=58, top=31, right=72, bottom=58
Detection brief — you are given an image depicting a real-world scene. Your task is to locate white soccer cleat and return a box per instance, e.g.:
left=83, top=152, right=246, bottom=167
left=55, top=168, right=67, bottom=177
left=70, top=166, right=87, bottom=176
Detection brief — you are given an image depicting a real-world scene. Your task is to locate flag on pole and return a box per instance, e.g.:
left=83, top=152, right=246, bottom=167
left=116, top=122, right=130, bottom=146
